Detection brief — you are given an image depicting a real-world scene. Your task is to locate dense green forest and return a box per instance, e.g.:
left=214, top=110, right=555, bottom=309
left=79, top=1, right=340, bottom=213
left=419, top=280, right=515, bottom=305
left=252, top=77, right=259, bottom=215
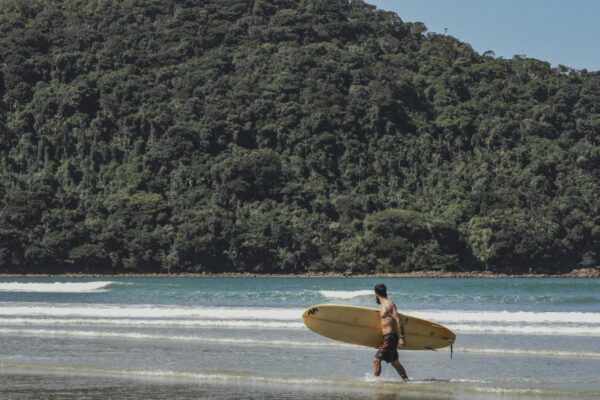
left=1, top=0, right=599, bottom=274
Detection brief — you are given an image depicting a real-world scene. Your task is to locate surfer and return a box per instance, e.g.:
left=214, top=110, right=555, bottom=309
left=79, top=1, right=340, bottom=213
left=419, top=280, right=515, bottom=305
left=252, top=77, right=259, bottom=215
left=373, top=283, right=408, bottom=380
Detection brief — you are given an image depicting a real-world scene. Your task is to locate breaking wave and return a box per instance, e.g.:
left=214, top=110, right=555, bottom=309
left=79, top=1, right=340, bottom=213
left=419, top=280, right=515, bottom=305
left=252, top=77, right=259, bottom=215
left=319, top=290, right=374, bottom=299
left=2, top=303, right=600, bottom=335
left=0, top=282, right=122, bottom=293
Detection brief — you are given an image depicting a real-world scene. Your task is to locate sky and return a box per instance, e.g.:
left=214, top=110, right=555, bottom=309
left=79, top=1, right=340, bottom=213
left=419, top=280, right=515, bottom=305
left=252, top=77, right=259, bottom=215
left=367, top=0, right=600, bottom=71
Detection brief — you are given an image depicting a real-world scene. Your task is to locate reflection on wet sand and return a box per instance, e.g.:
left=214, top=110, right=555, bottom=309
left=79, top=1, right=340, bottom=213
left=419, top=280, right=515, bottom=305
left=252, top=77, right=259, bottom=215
left=0, top=373, right=460, bottom=400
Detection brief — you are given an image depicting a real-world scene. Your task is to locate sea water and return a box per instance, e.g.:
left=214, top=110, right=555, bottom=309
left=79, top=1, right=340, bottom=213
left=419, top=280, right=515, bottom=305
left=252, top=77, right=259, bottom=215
left=0, top=277, right=599, bottom=399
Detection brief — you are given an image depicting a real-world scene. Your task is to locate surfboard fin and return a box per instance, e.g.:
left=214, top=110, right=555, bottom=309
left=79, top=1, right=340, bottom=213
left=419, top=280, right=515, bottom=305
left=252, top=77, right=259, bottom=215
left=450, top=344, right=453, bottom=359
left=424, top=346, right=436, bottom=352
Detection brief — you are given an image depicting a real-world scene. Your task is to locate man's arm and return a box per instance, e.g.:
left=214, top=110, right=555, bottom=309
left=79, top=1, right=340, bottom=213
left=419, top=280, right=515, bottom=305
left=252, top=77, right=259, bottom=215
left=392, top=304, right=406, bottom=346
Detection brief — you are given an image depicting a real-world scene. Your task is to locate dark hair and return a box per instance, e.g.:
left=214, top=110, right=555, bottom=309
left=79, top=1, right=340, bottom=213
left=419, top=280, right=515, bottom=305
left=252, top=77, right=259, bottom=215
left=374, top=283, right=387, bottom=298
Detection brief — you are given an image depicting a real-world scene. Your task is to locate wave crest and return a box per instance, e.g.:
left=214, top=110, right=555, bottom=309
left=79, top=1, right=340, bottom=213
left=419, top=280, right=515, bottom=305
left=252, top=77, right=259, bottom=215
left=319, top=290, right=373, bottom=299
left=0, top=282, right=120, bottom=293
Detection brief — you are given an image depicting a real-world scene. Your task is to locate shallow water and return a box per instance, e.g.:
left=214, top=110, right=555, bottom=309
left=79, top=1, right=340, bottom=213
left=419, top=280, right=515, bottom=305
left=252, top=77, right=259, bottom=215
left=1, top=277, right=599, bottom=399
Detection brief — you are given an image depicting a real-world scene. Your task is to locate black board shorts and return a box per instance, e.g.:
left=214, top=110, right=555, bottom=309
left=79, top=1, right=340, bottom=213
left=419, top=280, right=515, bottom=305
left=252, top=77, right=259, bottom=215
left=375, top=333, right=399, bottom=363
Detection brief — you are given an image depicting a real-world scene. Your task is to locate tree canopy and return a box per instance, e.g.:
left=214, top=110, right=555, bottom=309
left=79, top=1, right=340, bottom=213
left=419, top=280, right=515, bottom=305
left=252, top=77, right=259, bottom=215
left=1, top=0, right=599, bottom=274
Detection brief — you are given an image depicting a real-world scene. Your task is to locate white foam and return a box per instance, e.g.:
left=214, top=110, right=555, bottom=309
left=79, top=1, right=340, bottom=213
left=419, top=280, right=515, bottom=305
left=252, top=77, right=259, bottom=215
left=0, top=328, right=350, bottom=348
left=417, top=310, right=600, bottom=325
left=0, top=304, right=303, bottom=320
left=319, top=290, right=374, bottom=299
left=452, top=324, right=600, bottom=335
left=471, top=387, right=551, bottom=395
left=0, top=317, right=304, bottom=329
left=456, top=347, right=600, bottom=358
left=0, top=282, right=119, bottom=293
left=2, top=304, right=600, bottom=336
left=4, top=304, right=599, bottom=325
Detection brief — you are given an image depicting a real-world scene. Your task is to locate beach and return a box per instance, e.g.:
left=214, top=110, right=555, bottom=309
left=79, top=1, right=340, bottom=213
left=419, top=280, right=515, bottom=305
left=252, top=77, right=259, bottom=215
left=0, top=277, right=599, bottom=399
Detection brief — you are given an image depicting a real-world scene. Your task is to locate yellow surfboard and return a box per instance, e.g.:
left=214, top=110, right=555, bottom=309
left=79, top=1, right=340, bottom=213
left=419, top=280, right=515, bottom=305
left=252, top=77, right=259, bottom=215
left=302, top=304, right=455, bottom=351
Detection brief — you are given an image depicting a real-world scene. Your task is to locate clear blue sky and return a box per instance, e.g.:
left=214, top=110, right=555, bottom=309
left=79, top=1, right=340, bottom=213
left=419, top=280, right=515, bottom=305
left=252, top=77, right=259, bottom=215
left=367, top=0, right=600, bottom=71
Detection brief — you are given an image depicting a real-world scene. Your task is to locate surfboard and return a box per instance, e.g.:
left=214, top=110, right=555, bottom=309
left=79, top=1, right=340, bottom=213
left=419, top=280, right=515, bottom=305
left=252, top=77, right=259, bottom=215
left=302, top=304, right=455, bottom=351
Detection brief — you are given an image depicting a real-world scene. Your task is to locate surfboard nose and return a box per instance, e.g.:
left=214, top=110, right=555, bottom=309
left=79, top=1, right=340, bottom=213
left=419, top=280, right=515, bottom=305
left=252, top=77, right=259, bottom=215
left=431, top=323, right=456, bottom=342
left=442, top=330, right=456, bottom=344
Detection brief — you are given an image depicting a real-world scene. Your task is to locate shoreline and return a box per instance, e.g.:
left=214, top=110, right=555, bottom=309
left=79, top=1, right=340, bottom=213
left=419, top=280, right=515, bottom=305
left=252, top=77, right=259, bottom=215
left=0, top=268, right=598, bottom=279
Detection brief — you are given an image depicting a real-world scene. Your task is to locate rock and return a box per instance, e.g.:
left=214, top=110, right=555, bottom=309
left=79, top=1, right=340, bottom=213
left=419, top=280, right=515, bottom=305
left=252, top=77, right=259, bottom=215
left=565, top=268, right=600, bottom=278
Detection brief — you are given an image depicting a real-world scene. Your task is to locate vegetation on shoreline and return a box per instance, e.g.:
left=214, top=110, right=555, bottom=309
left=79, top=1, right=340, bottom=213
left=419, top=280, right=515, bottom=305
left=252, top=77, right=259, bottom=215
left=1, top=0, right=599, bottom=275
left=1, top=267, right=599, bottom=279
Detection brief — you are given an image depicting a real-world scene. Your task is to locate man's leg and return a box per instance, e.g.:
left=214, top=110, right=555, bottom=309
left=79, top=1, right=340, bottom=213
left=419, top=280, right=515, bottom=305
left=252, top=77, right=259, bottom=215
left=372, top=357, right=382, bottom=377
left=391, top=360, right=408, bottom=380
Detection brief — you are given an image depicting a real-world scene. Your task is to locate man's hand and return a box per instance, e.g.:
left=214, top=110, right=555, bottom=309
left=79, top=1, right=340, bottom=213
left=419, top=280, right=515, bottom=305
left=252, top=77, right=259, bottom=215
left=398, top=337, right=406, bottom=347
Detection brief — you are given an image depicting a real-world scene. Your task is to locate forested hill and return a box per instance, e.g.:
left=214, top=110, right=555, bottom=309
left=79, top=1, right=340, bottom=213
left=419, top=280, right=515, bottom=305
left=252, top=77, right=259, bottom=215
left=0, top=0, right=599, bottom=275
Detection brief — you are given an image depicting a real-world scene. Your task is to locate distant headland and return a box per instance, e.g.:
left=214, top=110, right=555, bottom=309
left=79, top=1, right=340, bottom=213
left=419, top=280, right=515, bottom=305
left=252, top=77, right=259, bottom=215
left=1, top=0, right=599, bottom=276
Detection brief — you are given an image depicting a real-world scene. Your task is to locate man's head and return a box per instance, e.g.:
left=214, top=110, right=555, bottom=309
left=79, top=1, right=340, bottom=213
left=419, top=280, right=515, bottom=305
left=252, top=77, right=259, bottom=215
left=374, top=283, right=387, bottom=304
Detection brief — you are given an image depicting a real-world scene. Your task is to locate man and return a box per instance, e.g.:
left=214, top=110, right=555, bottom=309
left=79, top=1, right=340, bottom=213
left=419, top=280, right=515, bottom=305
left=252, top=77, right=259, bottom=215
left=373, top=283, right=408, bottom=380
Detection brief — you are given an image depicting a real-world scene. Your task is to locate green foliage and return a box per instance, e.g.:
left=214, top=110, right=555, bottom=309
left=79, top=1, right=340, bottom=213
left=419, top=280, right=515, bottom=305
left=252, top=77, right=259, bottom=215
left=1, top=0, right=599, bottom=274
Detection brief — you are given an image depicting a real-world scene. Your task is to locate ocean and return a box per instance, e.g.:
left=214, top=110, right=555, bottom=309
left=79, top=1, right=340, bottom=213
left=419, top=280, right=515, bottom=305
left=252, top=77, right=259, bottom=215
left=0, top=277, right=599, bottom=399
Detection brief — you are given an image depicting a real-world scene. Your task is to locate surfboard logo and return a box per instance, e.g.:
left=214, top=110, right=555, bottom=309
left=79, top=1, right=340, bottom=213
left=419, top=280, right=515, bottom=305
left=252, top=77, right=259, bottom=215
left=307, top=307, right=319, bottom=316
